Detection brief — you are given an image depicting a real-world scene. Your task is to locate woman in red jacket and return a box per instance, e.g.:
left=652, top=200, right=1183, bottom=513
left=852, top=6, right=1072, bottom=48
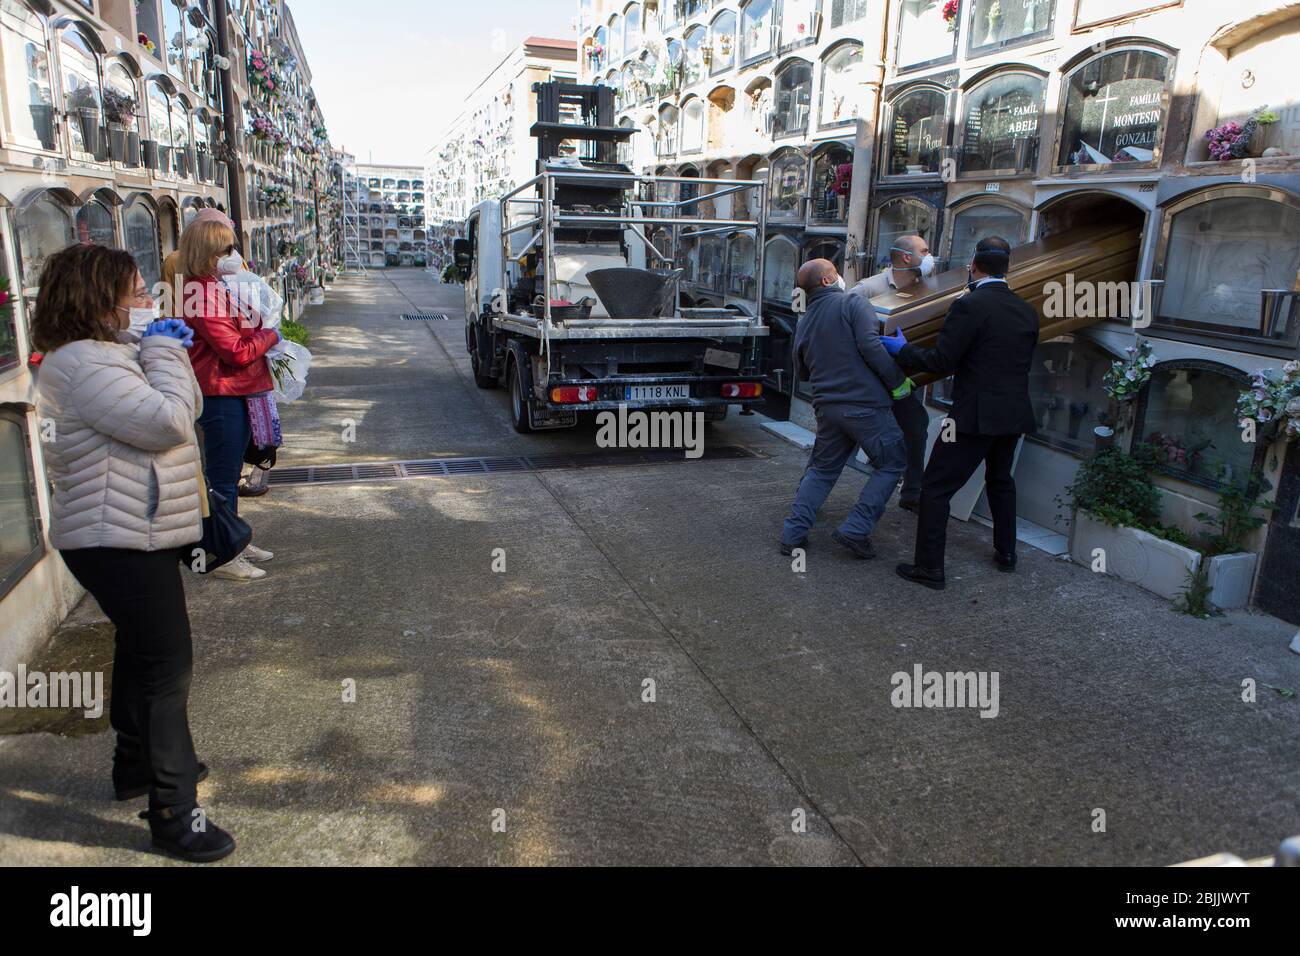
left=178, top=219, right=279, bottom=581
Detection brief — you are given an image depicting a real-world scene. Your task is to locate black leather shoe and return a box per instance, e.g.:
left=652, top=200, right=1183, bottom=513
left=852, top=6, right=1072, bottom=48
left=832, top=530, right=876, bottom=559
left=779, top=538, right=807, bottom=556
left=115, top=762, right=209, bottom=801
left=140, top=803, right=235, bottom=863
left=994, top=551, right=1017, bottom=572
left=898, top=498, right=920, bottom=513
left=896, top=563, right=946, bottom=590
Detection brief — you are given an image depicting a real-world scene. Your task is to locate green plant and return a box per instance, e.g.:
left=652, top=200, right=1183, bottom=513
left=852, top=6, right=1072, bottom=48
left=1064, top=443, right=1163, bottom=530
left=1194, top=476, right=1274, bottom=557
left=1175, top=560, right=1219, bottom=619
left=279, top=317, right=309, bottom=346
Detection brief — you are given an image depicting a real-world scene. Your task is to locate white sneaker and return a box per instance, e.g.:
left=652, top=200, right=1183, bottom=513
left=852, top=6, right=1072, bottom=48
left=211, top=555, right=267, bottom=580
left=242, top=543, right=274, bottom=562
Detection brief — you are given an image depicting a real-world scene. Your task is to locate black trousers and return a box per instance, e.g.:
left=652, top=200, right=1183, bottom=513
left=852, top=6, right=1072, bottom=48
left=914, top=432, right=1020, bottom=571
left=892, top=393, right=929, bottom=504
left=59, top=546, right=199, bottom=809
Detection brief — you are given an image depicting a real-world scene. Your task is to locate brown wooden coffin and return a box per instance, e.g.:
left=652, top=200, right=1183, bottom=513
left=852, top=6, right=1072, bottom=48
left=866, top=222, right=1142, bottom=386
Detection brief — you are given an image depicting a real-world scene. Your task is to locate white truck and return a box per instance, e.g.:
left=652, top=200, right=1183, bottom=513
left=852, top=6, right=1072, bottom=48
left=456, top=81, right=770, bottom=433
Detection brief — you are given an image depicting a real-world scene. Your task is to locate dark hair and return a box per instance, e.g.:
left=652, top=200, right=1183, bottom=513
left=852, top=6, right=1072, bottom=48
left=972, top=235, right=1011, bottom=277
left=30, top=244, right=139, bottom=352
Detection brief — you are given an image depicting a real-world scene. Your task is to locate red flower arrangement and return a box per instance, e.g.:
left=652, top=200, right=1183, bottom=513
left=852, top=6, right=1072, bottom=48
left=942, top=0, right=959, bottom=28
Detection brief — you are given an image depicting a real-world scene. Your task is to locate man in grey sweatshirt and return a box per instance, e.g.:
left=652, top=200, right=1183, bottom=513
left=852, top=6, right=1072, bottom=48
left=781, top=258, right=912, bottom=559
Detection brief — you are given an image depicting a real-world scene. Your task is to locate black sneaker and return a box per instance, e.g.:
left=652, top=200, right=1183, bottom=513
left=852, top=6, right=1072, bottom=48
left=896, top=563, right=946, bottom=590
left=898, top=498, right=920, bottom=513
left=994, top=551, right=1017, bottom=573
left=140, top=803, right=235, bottom=863
left=832, top=530, right=876, bottom=559
left=115, top=762, right=209, bottom=802
left=779, top=538, right=807, bottom=556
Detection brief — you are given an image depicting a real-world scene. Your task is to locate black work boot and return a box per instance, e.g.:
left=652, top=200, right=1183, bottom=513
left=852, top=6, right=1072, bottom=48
left=779, top=538, right=807, bottom=556
left=993, top=551, right=1017, bottom=572
left=139, top=803, right=235, bottom=863
left=896, top=563, right=946, bottom=590
left=832, top=530, right=876, bottom=559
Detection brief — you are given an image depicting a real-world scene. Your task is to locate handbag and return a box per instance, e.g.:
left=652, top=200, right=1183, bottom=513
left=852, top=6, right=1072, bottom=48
left=193, top=460, right=252, bottom=573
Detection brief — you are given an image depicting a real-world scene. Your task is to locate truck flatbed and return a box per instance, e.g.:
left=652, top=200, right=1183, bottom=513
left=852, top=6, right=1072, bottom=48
left=490, top=314, right=769, bottom=340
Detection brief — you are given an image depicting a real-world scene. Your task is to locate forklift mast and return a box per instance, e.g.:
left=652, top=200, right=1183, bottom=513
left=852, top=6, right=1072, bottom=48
left=530, top=80, right=624, bottom=166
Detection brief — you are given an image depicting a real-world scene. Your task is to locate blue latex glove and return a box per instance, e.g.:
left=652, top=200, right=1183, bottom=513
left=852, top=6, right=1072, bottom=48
left=881, top=326, right=907, bottom=356
left=143, top=319, right=195, bottom=348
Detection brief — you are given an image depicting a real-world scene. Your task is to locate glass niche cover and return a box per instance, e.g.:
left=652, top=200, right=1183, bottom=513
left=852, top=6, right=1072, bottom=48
left=887, top=88, right=947, bottom=175
left=960, top=73, right=1042, bottom=173
left=1058, top=49, right=1168, bottom=166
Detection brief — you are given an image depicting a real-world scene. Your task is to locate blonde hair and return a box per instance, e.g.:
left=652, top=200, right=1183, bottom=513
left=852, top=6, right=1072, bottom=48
left=177, top=219, right=235, bottom=280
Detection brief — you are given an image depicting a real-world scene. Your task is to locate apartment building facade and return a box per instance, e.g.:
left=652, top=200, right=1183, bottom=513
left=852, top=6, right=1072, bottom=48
left=577, top=0, right=1300, bottom=621
left=426, top=36, right=577, bottom=274
left=0, top=0, right=335, bottom=670
left=343, top=162, right=427, bottom=268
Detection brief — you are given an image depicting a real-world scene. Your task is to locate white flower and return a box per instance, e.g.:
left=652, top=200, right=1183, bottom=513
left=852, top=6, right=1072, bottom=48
left=1125, top=368, right=1138, bottom=381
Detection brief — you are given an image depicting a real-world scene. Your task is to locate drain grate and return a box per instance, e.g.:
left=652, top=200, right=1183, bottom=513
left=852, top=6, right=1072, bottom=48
left=401, top=313, right=451, bottom=321
left=266, top=444, right=764, bottom=487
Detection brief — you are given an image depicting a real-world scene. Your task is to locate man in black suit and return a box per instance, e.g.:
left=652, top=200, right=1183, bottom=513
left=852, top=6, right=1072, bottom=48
left=880, top=236, right=1039, bottom=590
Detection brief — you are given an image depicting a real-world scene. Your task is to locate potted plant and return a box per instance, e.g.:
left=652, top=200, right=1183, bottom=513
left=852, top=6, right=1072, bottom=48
left=196, top=145, right=213, bottom=181
left=102, top=88, right=139, bottom=164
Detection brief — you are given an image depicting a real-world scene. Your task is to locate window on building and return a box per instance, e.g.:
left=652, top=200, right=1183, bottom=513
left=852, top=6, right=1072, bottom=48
left=182, top=200, right=201, bottom=229
left=2, top=1, right=57, bottom=150
left=617, top=116, right=635, bottom=166
left=681, top=97, right=705, bottom=153
left=947, top=200, right=1027, bottom=270
left=804, top=237, right=845, bottom=271
left=1139, top=364, right=1258, bottom=489
left=170, top=94, right=192, bottom=178
left=684, top=25, right=706, bottom=86
left=0, top=232, right=16, bottom=371
left=591, top=26, right=607, bottom=72
left=727, top=233, right=756, bottom=297
left=778, top=0, right=816, bottom=51
left=710, top=11, right=736, bottom=74
left=162, top=0, right=187, bottom=81
left=608, top=15, right=623, bottom=62
left=0, top=409, right=43, bottom=599
left=136, top=0, right=162, bottom=55
left=657, top=104, right=679, bottom=155
left=810, top=142, right=853, bottom=223
left=75, top=197, right=116, bottom=245
left=1156, top=190, right=1300, bottom=345
left=829, top=0, right=869, bottom=28
left=762, top=235, right=798, bottom=301
left=1025, top=335, right=1113, bottom=455
left=959, top=71, right=1043, bottom=174
left=897, top=0, right=959, bottom=71
left=769, top=148, right=807, bottom=220
left=697, top=235, right=725, bottom=290
left=639, top=50, right=655, bottom=102
left=125, top=199, right=162, bottom=289
left=885, top=86, right=948, bottom=176
left=873, top=197, right=936, bottom=269
left=1058, top=47, right=1169, bottom=167
left=59, top=27, right=103, bottom=161
left=624, top=4, right=641, bottom=53
left=147, top=79, right=172, bottom=170
left=16, top=191, right=73, bottom=299
left=741, top=0, right=774, bottom=64
left=966, top=0, right=1056, bottom=54
left=104, top=61, right=140, bottom=139
left=772, top=59, right=812, bottom=137
left=819, top=42, right=862, bottom=127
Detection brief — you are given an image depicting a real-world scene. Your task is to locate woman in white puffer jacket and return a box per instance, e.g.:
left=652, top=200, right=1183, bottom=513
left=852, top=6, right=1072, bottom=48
left=33, top=243, right=234, bottom=863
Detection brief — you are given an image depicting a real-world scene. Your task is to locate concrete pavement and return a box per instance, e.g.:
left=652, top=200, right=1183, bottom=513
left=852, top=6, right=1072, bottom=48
left=1, top=269, right=1296, bottom=866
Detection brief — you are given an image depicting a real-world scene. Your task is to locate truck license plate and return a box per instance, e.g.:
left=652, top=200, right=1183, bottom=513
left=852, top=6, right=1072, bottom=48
left=625, top=385, right=689, bottom=400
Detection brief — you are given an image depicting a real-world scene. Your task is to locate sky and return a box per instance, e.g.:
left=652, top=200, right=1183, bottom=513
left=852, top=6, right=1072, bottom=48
left=292, top=0, right=579, bottom=166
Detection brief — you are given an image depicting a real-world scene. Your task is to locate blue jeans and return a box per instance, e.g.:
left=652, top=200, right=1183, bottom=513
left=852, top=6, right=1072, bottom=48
left=198, top=396, right=250, bottom=515
left=783, top=402, right=907, bottom=545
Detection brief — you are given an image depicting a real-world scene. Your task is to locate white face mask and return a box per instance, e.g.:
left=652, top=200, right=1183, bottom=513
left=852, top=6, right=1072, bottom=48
left=833, top=275, right=846, bottom=291
left=125, top=305, right=160, bottom=333
left=216, top=253, right=243, bottom=275
left=918, top=255, right=936, bottom=277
